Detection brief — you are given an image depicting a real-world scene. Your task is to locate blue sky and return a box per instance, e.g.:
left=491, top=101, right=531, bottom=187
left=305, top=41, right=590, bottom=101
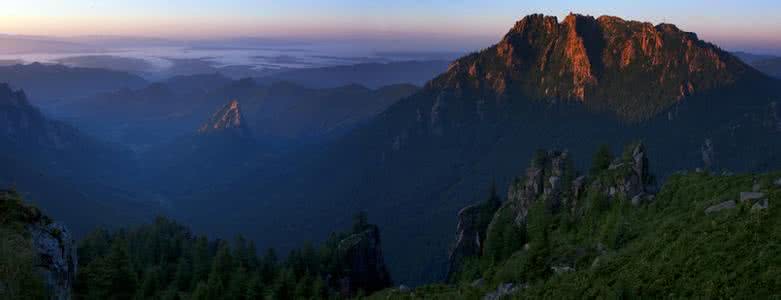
left=2, top=0, right=780, bottom=53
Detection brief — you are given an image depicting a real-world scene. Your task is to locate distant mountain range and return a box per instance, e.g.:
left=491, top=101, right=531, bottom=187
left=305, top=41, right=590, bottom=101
left=0, top=63, right=148, bottom=105
left=257, top=60, right=450, bottom=89
left=0, top=35, right=97, bottom=55
left=57, top=75, right=418, bottom=150
left=734, top=51, right=781, bottom=79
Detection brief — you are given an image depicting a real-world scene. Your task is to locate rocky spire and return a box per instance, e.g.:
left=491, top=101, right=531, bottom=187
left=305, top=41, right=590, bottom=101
left=198, top=99, right=251, bottom=137
left=335, top=223, right=392, bottom=296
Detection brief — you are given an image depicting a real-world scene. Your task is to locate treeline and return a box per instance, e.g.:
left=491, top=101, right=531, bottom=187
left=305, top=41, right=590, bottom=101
left=75, top=213, right=379, bottom=300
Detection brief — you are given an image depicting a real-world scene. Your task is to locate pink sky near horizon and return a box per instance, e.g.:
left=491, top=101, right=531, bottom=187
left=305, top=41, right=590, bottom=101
left=1, top=1, right=779, bottom=54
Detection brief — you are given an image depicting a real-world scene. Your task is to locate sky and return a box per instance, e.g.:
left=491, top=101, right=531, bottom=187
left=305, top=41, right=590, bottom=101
left=1, top=0, right=780, bottom=53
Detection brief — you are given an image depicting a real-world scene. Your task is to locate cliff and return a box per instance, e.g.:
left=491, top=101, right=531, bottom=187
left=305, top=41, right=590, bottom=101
left=0, top=189, right=77, bottom=300
left=429, top=13, right=763, bottom=121
left=334, top=223, right=393, bottom=296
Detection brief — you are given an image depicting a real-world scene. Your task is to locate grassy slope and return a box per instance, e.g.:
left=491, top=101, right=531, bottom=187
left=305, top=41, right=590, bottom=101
left=368, top=171, right=781, bottom=299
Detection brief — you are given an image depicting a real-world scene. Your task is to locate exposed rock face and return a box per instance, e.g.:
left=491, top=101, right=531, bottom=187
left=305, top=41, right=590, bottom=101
left=431, top=13, right=760, bottom=121
left=752, top=199, right=769, bottom=211
left=628, top=143, right=650, bottom=196
left=335, top=225, right=392, bottom=296
left=446, top=189, right=501, bottom=281
left=704, top=200, right=737, bottom=214
left=483, top=282, right=527, bottom=300
left=447, top=204, right=484, bottom=279
left=597, top=143, right=653, bottom=203
left=27, top=221, right=77, bottom=300
left=0, top=83, right=76, bottom=150
left=0, top=189, right=77, bottom=300
left=551, top=265, right=576, bottom=274
left=504, top=150, right=573, bottom=227
left=702, top=138, right=715, bottom=171
left=570, top=175, right=587, bottom=209
left=198, top=99, right=251, bottom=137
left=739, top=192, right=765, bottom=203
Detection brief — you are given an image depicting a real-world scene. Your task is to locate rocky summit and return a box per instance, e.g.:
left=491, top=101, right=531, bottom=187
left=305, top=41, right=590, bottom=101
left=198, top=99, right=251, bottom=137
left=431, top=13, right=763, bottom=121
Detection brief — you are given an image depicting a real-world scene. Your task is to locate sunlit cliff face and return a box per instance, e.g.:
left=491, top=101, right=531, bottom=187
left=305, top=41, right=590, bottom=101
left=432, top=13, right=759, bottom=121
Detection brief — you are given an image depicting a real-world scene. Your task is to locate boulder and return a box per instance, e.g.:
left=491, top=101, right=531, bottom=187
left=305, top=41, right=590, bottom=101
left=740, top=192, right=765, bottom=203
left=704, top=200, right=737, bottom=214
left=551, top=265, right=575, bottom=275
left=483, top=283, right=525, bottom=300
left=470, top=278, right=485, bottom=288
left=752, top=199, right=769, bottom=211
left=591, top=257, right=602, bottom=269
left=775, top=178, right=781, bottom=187
left=630, top=194, right=654, bottom=206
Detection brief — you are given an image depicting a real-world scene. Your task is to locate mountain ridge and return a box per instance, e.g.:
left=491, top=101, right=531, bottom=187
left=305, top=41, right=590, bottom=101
left=428, top=13, right=765, bottom=121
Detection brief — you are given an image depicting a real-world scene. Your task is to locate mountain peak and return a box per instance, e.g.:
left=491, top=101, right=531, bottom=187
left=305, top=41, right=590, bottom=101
left=198, top=99, right=251, bottom=136
left=433, top=13, right=764, bottom=121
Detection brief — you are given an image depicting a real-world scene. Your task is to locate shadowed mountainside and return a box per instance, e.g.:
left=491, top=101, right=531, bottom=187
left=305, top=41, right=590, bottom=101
left=0, top=84, right=158, bottom=236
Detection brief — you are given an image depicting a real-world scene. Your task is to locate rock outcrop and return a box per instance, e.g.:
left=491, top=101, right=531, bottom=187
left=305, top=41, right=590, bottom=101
left=27, top=221, right=77, bottom=300
left=503, top=150, right=574, bottom=228
left=446, top=187, right=501, bottom=280
left=335, top=224, right=392, bottom=296
left=701, top=138, right=715, bottom=171
left=739, top=191, right=766, bottom=203
left=594, top=143, right=654, bottom=204
left=0, top=189, right=77, bottom=300
left=447, top=204, right=484, bottom=279
left=483, top=282, right=527, bottom=300
left=704, top=200, right=737, bottom=214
